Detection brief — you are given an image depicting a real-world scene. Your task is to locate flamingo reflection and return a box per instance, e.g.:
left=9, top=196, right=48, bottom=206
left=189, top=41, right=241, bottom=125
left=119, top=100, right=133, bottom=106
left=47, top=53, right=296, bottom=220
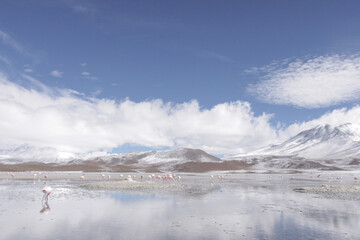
left=40, top=201, right=51, bottom=215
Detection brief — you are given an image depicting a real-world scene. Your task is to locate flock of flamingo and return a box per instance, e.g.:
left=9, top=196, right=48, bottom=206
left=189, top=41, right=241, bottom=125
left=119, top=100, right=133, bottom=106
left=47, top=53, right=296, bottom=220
left=2, top=171, right=359, bottom=205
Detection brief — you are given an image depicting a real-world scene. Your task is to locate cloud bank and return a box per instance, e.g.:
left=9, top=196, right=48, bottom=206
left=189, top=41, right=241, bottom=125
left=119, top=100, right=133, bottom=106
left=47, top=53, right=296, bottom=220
left=248, top=55, right=360, bottom=108
left=0, top=72, right=277, bottom=156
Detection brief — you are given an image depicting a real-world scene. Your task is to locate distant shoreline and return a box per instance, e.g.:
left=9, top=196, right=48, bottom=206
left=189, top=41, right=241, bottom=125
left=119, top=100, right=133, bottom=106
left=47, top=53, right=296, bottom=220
left=0, top=160, right=253, bottom=173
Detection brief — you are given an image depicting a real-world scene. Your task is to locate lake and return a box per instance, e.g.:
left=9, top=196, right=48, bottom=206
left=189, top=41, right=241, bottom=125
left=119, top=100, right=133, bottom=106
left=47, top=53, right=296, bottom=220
left=0, top=171, right=359, bottom=240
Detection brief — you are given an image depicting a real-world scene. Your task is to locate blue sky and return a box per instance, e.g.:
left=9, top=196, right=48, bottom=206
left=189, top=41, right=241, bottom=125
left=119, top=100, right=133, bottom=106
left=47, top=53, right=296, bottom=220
left=1, top=0, right=360, bottom=157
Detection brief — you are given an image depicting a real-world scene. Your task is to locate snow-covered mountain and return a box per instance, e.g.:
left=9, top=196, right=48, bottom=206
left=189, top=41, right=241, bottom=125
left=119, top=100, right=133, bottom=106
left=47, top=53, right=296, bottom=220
left=66, top=148, right=223, bottom=172
left=0, top=144, right=76, bottom=163
left=3, top=123, right=360, bottom=171
left=238, top=123, right=360, bottom=159
left=80, top=148, right=221, bottom=166
left=0, top=145, right=220, bottom=165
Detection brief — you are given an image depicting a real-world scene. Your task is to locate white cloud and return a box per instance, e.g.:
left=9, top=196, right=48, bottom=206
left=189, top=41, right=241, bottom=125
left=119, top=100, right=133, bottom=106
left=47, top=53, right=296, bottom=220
left=50, top=70, right=63, bottom=78
left=0, top=30, right=23, bottom=53
left=248, top=55, right=360, bottom=108
left=24, top=68, right=33, bottom=73
left=81, top=71, right=98, bottom=80
left=81, top=62, right=87, bottom=67
left=0, top=73, right=277, bottom=156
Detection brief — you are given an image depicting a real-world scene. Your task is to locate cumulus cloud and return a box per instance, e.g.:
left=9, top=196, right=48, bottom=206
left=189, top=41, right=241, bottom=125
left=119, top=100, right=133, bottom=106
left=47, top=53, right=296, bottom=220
left=50, top=70, right=63, bottom=78
left=0, top=73, right=277, bottom=156
left=248, top=55, right=360, bottom=108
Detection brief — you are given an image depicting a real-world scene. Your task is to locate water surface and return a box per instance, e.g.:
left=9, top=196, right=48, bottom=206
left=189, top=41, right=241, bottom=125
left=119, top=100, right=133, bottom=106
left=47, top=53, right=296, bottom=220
left=0, top=171, right=359, bottom=240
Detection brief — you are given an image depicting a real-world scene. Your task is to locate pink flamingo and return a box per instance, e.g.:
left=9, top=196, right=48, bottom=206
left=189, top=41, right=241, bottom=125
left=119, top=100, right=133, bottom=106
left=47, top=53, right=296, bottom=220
left=355, top=176, right=359, bottom=180
left=80, top=175, right=86, bottom=181
left=11, top=173, right=15, bottom=179
left=42, top=186, right=52, bottom=201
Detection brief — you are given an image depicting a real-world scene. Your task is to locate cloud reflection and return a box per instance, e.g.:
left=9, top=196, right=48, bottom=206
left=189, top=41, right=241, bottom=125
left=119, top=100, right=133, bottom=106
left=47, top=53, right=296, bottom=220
left=0, top=175, right=359, bottom=240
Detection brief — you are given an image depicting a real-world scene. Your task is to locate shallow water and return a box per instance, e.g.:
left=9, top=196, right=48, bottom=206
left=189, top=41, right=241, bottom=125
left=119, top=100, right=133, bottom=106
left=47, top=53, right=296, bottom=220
left=0, top=171, right=360, bottom=240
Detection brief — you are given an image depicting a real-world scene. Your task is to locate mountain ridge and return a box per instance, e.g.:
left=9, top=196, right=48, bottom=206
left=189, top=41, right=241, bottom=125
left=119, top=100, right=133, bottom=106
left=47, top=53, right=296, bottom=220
left=237, top=123, right=360, bottom=159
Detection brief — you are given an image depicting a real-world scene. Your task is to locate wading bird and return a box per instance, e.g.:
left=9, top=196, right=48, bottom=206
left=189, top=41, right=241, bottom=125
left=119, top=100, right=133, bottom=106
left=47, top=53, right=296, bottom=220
left=42, top=186, right=52, bottom=202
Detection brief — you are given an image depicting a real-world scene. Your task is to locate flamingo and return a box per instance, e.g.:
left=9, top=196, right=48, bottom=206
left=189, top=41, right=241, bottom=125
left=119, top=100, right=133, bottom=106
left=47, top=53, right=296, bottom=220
left=80, top=175, right=86, bottom=181
left=42, top=186, right=52, bottom=201
left=11, top=173, right=15, bottom=179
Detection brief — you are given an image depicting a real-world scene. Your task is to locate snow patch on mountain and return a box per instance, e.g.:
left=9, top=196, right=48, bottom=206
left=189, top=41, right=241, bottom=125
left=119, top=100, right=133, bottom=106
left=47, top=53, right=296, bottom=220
left=230, top=123, right=360, bottom=160
left=0, top=144, right=76, bottom=163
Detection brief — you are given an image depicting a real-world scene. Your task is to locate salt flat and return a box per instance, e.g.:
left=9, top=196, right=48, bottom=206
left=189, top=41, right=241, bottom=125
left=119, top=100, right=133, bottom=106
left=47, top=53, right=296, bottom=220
left=0, top=171, right=359, bottom=240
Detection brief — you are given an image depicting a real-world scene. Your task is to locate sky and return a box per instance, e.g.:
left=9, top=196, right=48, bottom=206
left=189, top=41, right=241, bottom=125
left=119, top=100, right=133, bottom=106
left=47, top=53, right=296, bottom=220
left=1, top=0, right=360, bottom=158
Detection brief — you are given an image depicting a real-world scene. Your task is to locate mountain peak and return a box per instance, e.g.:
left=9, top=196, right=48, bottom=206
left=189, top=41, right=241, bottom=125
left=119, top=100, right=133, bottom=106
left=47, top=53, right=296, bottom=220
left=246, top=123, right=360, bottom=159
